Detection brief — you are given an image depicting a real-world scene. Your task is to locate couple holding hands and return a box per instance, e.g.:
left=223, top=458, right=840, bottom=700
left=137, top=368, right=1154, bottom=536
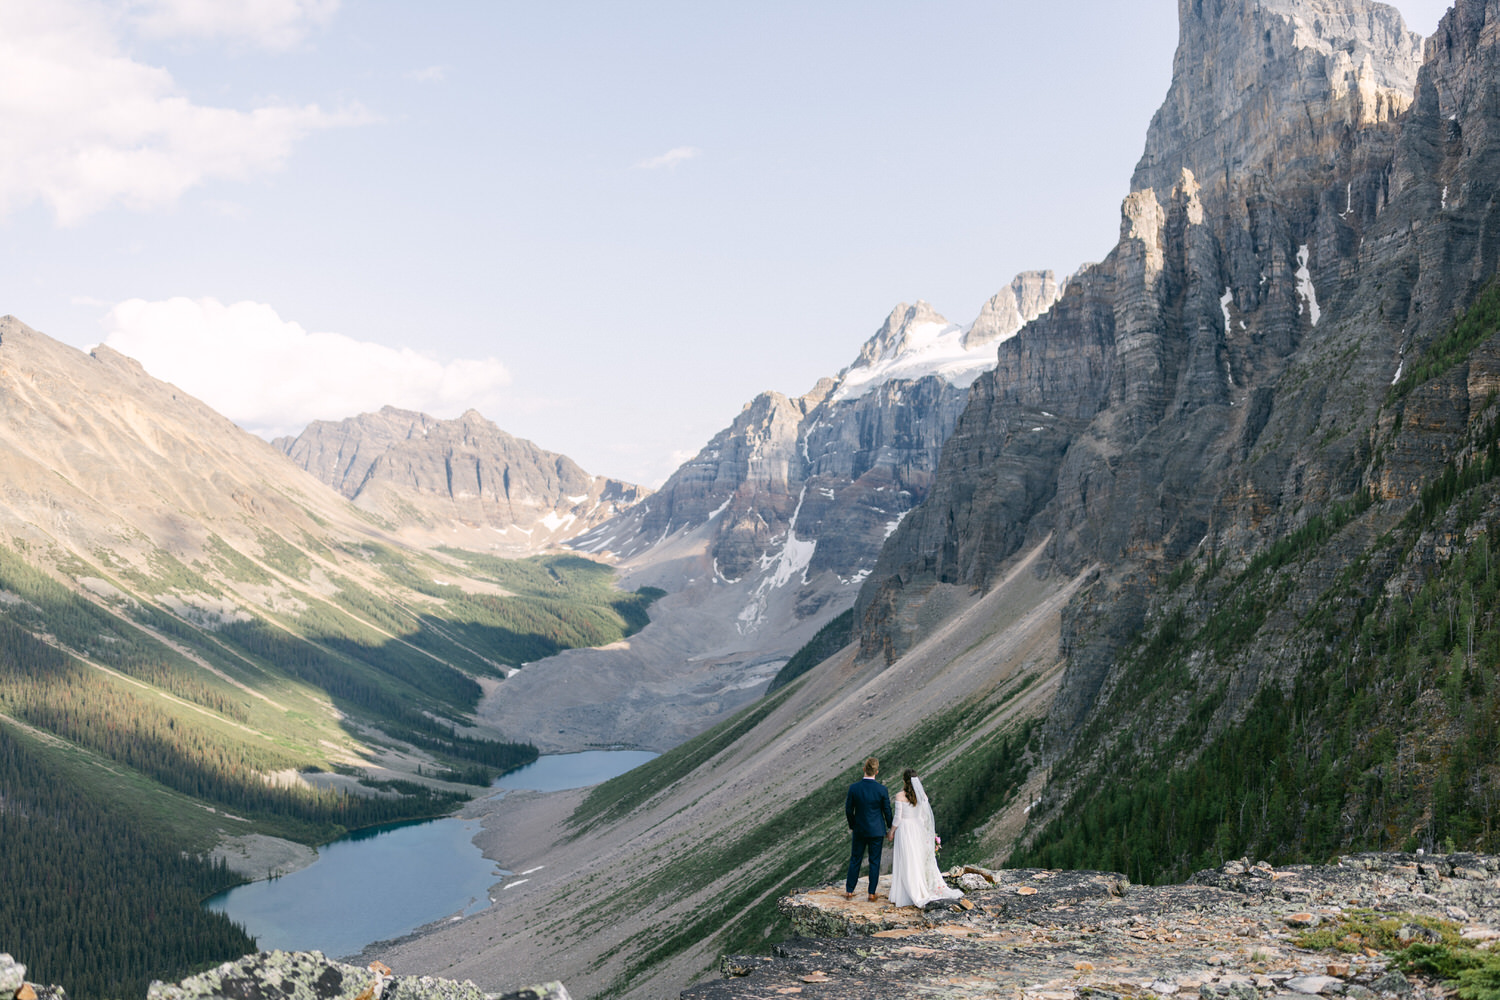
left=844, top=756, right=961, bottom=907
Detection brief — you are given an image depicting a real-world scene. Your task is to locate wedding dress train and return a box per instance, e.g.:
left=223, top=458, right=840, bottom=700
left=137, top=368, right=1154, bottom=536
left=887, top=776, right=962, bottom=908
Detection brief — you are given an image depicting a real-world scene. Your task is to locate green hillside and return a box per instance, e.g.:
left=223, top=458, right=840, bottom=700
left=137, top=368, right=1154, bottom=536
left=0, top=534, right=660, bottom=999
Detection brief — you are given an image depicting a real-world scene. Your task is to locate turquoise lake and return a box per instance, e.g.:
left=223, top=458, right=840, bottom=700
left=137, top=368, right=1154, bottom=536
left=206, top=749, right=657, bottom=958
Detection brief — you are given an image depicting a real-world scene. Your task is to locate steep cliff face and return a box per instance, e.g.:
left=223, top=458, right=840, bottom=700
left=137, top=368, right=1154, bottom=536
left=277, top=406, right=646, bottom=553
left=858, top=0, right=1500, bottom=746
left=480, top=276, right=1059, bottom=752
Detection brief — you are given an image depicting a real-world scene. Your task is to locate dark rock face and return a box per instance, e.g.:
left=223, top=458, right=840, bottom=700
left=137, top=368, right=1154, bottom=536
left=686, top=853, right=1500, bottom=999
left=856, top=0, right=1500, bottom=750
left=277, top=406, right=646, bottom=552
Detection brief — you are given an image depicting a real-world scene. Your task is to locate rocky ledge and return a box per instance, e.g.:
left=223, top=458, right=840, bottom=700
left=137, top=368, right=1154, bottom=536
left=0, top=950, right=571, bottom=1000
left=685, top=853, right=1500, bottom=999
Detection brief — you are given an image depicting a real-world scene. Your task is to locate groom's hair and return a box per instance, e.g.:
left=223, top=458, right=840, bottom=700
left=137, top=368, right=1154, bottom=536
left=863, top=757, right=879, bottom=776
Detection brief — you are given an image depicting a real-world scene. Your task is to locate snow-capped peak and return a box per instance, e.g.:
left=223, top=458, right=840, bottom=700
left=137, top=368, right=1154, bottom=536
left=830, top=271, right=1061, bottom=403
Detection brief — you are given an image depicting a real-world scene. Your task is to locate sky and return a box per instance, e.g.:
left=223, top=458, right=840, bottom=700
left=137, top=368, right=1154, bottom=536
left=0, top=1, right=1458, bottom=487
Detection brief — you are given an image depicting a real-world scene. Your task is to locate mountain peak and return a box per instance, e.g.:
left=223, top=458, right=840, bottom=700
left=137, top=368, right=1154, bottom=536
left=856, top=300, right=954, bottom=368
left=1135, top=0, right=1423, bottom=198
left=832, top=275, right=1062, bottom=403
left=963, top=270, right=1061, bottom=351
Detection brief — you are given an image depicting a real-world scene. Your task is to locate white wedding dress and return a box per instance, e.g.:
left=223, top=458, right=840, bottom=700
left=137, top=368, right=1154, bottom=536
left=887, top=776, right=962, bottom=907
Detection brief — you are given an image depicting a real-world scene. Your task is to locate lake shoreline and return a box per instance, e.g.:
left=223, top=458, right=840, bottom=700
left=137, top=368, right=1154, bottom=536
left=209, top=750, right=651, bottom=965
left=211, top=832, right=320, bottom=881
left=346, top=785, right=588, bottom=968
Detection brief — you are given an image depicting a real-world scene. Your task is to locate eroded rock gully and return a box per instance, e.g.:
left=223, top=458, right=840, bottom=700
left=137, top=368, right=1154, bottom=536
left=685, top=853, right=1500, bottom=999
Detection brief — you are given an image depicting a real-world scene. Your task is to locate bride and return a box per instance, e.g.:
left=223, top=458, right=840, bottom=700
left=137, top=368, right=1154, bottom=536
left=888, top=769, right=963, bottom=908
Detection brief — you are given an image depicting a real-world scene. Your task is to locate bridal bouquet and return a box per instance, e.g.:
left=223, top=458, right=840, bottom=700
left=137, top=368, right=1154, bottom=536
left=934, top=835, right=942, bottom=854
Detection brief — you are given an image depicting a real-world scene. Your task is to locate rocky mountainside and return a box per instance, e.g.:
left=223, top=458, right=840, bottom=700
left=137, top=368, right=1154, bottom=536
left=849, top=0, right=1500, bottom=870
left=478, top=273, right=1059, bottom=752
left=275, top=406, right=646, bottom=554
left=861, top=0, right=1427, bottom=658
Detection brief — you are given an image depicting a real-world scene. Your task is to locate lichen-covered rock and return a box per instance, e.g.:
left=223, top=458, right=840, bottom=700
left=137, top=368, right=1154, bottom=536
left=0, top=955, right=25, bottom=997
left=0, top=956, right=64, bottom=1000
left=142, top=951, right=569, bottom=1000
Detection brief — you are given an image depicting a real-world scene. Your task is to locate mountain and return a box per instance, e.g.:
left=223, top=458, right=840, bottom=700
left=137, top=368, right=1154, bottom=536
left=854, top=0, right=1500, bottom=865
left=0, top=317, right=662, bottom=997
left=275, top=406, right=647, bottom=554
left=374, top=1, right=1500, bottom=996
left=477, top=273, right=1059, bottom=752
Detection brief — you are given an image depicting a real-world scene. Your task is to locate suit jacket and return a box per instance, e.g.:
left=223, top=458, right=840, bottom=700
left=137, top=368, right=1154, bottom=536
left=845, top=777, right=893, bottom=838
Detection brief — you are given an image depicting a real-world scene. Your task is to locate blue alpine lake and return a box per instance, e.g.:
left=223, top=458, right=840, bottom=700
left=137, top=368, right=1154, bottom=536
left=206, top=749, right=656, bottom=958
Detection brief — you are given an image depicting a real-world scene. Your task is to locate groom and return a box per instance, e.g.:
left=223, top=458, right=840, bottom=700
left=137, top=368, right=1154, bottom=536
left=844, top=756, right=893, bottom=901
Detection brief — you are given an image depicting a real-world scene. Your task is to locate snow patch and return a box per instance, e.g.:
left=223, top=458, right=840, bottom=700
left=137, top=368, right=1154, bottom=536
left=1295, top=245, right=1321, bottom=326
left=883, top=510, right=909, bottom=540
left=1392, top=358, right=1404, bottom=386
left=539, top=511, right=575, bottom=533
left=566, top=494, right=588, bottom=504
left=1442, top=186, right=1449, bottom=210
left=831, top=318, right=996, bottom=402
left=1220, top=286, right=1233, bottom=334
left=707, top=495, right=732, bottom=521
left=737, top=487, right=818, bottom=633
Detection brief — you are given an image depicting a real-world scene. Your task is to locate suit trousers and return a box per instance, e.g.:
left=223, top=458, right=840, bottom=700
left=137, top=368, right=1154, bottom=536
left=846, top=832, right=884, bottom=894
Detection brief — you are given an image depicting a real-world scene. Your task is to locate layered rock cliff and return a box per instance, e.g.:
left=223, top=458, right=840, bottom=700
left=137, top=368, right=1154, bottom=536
left=276, top=406, right=646, bottom=554
left=857, top=0, right=1480, bottom=693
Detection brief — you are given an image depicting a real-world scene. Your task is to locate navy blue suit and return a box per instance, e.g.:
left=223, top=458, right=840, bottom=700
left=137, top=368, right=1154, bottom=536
left=844, top=776, right=893, bottom=895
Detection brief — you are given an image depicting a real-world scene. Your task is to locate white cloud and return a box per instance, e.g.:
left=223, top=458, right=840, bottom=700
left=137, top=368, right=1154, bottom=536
left=636, top=146, right=702, bottom=170
left=128, top=0, right=339, bottom=49
left=100, top=298, right=512, bottom=439
left=404, top=65, right=448, bottom=83
left=0, top=0, right=366, bottom=224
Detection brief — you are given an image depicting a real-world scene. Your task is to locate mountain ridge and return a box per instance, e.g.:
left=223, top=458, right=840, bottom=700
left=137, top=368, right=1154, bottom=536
left=276, top=405, right=647, bottom=555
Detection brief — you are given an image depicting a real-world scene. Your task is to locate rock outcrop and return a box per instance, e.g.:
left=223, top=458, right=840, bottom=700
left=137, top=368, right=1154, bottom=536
left=276, top=406, right=646, bottom=554
left=0, top=951, right=571, bottom=1000
left=689, top=853, right=1500, bottom=999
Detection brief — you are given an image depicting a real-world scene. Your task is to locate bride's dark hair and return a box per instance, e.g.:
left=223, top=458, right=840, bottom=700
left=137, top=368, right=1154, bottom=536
left=902, top=769, right=917, bottom=805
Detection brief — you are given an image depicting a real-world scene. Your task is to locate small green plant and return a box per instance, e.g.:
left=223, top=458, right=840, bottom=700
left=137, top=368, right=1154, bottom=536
left=1295, top=911, right=1500, bottom=998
